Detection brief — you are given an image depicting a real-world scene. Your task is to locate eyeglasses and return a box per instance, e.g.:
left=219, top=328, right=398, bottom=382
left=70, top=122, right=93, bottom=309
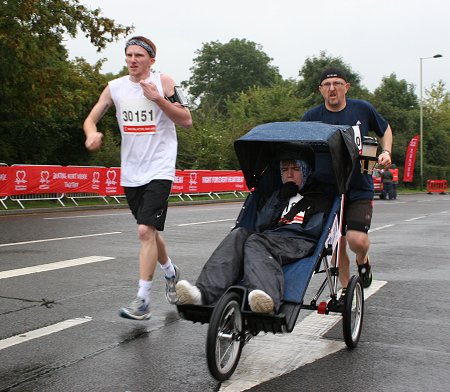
left=320, top=81, right=346, bottom=89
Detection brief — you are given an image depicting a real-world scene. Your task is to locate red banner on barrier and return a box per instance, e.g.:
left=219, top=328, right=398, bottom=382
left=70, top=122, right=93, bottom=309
left=208, top=170, right=246, bottom=192
left=0, top=165, right=10, bottom=197
left=65, top=166, right=124, bottom=196
left=3, top=166, right=125, bottom=196
left=0, top=165, right=246, bottom=198
left=101, top=167, right=124, bottom=195
left=403, top=134, right=420, bottom=182
left=10, top=165, right=64, bottom=195
left=171, top=170, right=246, bottom=194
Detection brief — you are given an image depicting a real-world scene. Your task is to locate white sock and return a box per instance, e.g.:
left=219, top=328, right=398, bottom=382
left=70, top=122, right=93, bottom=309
left=160, top=258, right=176, bottom=278
left=137, top=279, right=152, bottom=305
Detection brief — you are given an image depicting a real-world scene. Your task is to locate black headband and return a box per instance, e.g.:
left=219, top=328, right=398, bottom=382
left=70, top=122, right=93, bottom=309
left=125, top=39, right=155, bottom=58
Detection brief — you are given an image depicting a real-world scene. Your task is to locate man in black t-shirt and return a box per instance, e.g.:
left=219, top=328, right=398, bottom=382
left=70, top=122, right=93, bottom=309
left=301, top=67, right=393, bottom=295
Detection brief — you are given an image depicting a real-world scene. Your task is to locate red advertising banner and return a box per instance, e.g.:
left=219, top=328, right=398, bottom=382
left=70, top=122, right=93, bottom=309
left=171, top=170, right=185, bottom=194
left=4, top=166, right=125, bottom=196
left=0, top=165, right=10, bottom=196
left=10, top=165, right=64, bottom=195
left=403, top=134, right=420, bottom=182
left=171, top=170, right=246, bottom=194
left=101, top=167, right=124, bottom=196
left=0, top=166, right=246, bottom=198
left=66, top=166, right=124, bottom=196
left=183, top=170, right=212, bottom=194
left=207, top=170, right=246, bottom=192
left=60, top=166, right=101, bottom=194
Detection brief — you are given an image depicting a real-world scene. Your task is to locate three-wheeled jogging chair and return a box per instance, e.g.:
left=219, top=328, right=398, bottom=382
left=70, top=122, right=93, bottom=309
left=177, top=121, right=365, bottom=381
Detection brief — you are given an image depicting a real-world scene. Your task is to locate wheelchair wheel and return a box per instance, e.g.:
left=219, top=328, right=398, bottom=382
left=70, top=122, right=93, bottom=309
left=342, top=275, right=364, bottom=349
left=206, top=291, right=244, bottom=381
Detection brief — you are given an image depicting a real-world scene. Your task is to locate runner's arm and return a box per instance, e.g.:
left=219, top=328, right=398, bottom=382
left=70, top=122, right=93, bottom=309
left=83, top=86, right=113, bottom=151
left=140, top=74, right=192, bottom=128
left=378, top=124, right=393, bottom=167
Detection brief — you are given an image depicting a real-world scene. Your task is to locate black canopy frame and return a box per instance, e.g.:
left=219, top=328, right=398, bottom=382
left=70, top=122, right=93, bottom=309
left=234, top=121, right=360, bottom=195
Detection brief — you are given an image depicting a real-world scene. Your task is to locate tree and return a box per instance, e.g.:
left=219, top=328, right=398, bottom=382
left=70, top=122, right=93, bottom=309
left=176, top=103, right=229, bottom=170
left=223, top=80, right=308, bottom=168
left=177, top=80, right=307, bottom=170
left=422, top=81, right=450, bottom=167
left=371, top=73, right=418, bottom=166
left=52, top=58, right=121, bottom=166
left=0, top=0, right=131, bottom=164
left=296, top=51, right=370, bottom=109
left=183, top=39, right=281, bottom=111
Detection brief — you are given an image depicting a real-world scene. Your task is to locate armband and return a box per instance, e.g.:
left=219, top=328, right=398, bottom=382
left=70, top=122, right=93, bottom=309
left=166, top=86, right=189, bottom=107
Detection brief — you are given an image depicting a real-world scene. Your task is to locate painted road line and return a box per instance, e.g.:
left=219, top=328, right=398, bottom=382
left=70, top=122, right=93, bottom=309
left=369, top=224, right=395, bottom=232
left=405, top=216, right=427, bottom=221
left=220, top=280, right=387, bottom=392
left=44, top=213, right=129, bottom=220
left=0, top=317, right=92, bottom=351
left=178, top=218, right=235, bottom=226
left=0, top=232, right=122, bottom=247
left=0, top=256, right=115, bottom=280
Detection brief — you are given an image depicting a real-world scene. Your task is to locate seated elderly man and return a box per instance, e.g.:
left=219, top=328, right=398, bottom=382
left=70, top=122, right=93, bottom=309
left=176, top=155, right=334, bottom=314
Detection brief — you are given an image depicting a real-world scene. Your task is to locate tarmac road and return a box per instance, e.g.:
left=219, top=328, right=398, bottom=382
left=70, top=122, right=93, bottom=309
left=0, top=193, right=449, bottom=392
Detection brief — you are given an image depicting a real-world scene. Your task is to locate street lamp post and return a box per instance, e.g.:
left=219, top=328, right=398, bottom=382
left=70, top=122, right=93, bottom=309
left=419, top=54, right=443, bottom=190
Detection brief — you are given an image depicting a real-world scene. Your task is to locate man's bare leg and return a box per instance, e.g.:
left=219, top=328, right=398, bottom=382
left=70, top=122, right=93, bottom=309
left=155, top=231, right=169, bottom=265
left=138, top=224, right=158, bottom=281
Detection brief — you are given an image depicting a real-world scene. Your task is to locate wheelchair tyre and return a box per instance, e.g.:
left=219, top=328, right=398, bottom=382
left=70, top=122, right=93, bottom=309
left=206, top=291, right=244, bottom=381
left=342, top=275, right=364, bottom=349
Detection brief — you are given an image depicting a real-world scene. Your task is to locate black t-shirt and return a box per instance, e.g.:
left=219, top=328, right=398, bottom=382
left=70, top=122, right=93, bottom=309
left=301, top=99, right=389, bottom=200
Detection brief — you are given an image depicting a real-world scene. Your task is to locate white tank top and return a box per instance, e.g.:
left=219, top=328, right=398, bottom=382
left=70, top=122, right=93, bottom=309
left=109, top=72, right=177, bottom=187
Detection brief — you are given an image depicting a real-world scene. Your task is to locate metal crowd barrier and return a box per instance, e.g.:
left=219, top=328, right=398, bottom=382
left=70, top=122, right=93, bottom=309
left=9, top=164, right=66, bottom=209
left=10, top=192, right=66, bottom=209
left=65, top=192, right=109, bottom=206
left=0, top=165, right=248, bottom=209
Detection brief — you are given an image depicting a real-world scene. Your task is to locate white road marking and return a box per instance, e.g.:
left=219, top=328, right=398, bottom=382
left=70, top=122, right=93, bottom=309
left=178, top=218, right=235, bottom=226
left=405, top=216, right=427, bottom=221
left=220, top=280, right=387, bottom=392
left=369, top=224, right=395, bottom=232
left=0, top=317, right=92, bottom=351
left=0, top=232, right=122, bottom=247
left=44, top=213, right=129, bottom=220
left=0, top=256, right=115, bottom=280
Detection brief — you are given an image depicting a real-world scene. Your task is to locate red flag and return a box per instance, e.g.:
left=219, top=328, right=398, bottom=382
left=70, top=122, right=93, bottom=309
left=403, top=134, right=420, bottom=182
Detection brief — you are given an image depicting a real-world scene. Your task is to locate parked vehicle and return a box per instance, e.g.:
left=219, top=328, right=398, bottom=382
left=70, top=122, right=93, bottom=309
left=372, top=168, right=384, bottom=199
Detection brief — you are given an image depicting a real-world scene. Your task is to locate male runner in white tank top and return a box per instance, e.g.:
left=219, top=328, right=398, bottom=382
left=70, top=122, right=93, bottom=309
left=83, top=36, right=192, bottom=320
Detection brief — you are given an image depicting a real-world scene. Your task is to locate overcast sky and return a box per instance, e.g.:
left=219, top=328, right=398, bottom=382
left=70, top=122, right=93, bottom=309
left=66, top=0, right=449, bottom=96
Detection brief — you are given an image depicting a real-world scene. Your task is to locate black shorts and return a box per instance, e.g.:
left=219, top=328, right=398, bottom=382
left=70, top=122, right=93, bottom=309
left=124, top=179, right=172, bottom=231
left=343, top=199, right=373, bottom=234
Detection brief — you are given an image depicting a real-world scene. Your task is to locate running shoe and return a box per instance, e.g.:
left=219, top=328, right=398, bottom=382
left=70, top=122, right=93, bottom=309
left=248, top=290, right=274, bottom=313
left=119, top=297, right=151, bottom=320
left=175, top=280, right=202, bottom=305
left=358, top=258, right=373, bottom=288
left=337, top=287, right=347, bottom=311
left=165, top=265, right=181, bottom=304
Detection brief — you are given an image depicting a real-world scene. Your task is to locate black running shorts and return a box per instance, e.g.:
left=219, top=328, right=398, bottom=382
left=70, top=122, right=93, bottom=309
left=343, top=199, right=373, bottom=234
left=124, top=179, right=172, bottom=231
